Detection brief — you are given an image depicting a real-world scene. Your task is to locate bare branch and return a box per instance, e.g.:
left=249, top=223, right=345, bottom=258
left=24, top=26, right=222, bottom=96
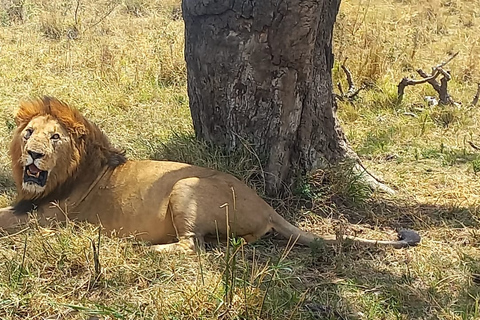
left=415, top=68, right=454, bottom=105
left=416, top=69, right=442, bottom=92
left=471, top=83, right=480, bottom=107
left=336, top=82, right=344, bottom=97
left=435, top=51, right=459, bottom=69
left=349, top=84, right=366, bottom=99
left=437, top=67, right=451, bottom=81
left=333, top=93, right=343, bottom=102
left=468, top=140, right=480, bottom=151
left=335, top=63, right=365, bottom=102
left=397, top=70, right=440, bottom=101
left=438, top=69, right=451, bottom=105
left=403, top=112, right=419, bottom=118
left=74, top=0, right=80, bottom=26
left=408, top=70, right=440, bottom=85
left=397, top=52, right=460, bottom=105
left=341, top=65, right=355, bottom=94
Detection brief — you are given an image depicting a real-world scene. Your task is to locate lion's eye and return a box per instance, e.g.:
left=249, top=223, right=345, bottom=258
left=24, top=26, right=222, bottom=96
left=24, top=128, right=33, bottom=140
left=51, top=133, right=60, bottom=140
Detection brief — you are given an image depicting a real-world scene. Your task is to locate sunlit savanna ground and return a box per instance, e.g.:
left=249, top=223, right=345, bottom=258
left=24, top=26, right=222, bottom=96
left=0, top=0, right=479, bottom=319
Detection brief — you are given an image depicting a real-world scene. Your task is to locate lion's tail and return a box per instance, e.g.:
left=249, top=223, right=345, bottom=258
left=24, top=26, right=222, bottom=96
left=270, top=211, right=421, bottom=249
left=269, top=212, right=319, bottom=246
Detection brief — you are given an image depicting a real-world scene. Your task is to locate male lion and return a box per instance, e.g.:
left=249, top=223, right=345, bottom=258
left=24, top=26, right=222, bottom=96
left=0, top=97, right=420, bottom=253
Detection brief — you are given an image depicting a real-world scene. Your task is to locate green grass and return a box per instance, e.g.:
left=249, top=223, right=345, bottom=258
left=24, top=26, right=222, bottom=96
left=0, top=0, right=480, bottom=319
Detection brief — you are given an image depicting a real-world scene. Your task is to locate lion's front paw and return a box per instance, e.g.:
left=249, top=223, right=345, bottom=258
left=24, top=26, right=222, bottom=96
left=0, top=207, right=29, bottom=231
left=150, top=238, right=197, bottom=255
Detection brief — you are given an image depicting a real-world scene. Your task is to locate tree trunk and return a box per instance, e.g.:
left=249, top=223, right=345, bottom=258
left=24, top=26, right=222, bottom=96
left=183, top=0, right=353, bottom=196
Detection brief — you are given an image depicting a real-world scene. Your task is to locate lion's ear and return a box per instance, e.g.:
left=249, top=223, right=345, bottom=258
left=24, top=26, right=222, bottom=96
left=70, top=123, right=87, bottom=137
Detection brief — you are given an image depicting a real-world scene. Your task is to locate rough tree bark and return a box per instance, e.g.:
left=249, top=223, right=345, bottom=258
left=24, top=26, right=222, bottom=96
left=182, top=0, right=357, bottom=196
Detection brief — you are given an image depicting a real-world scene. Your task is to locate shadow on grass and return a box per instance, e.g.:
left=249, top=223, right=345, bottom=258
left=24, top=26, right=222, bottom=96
left=237, top=212, right=480, bottom=319
left=149, top=132, right=271, bottom=194
left=145, top=132, right=480, bottom=318
left=151, top=131, right=480, bottom=227
left=326, top=199, right=480, bottom=318
left=0, top=166, right=15, bottom=193
left=288, top=196, right=480, bottom=318
left=0, top=132, right=475, bottom=318
left=335, top=197, right=480, bottom=231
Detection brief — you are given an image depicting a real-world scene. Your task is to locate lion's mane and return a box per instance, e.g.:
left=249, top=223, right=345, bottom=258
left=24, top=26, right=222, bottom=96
left=10, top=96, right=126, bottom=204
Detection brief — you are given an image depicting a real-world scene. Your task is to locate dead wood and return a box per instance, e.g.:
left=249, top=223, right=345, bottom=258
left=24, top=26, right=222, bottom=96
left=397, top=52, right=459, bottom=105
left=336, top=63, right=366, bottom=102
left=471, top=83, right=480, bottom=107
left=468, top=140, right=480, bottom=151
left=397, top=70, right=440, bottom=100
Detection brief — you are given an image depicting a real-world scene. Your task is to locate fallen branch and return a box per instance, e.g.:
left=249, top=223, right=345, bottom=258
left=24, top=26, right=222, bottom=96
left=397, top=52, right=459, bottom=105
left=416, top=69, right=442, bottom=93
left=468, top=140, right=480, bottom=151
left=435, top=51, right=459, bottom=69
left=417, top=67, right=455, bottom=105
left=336, top=63, right=366, bottom=102
left=471, top=83, right=480, bottom=107
left=397, top=70, right=440, bottom=101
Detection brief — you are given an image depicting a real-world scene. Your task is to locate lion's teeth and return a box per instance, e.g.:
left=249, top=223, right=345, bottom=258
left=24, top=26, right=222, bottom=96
left=26, top=169, right=40, bottom=178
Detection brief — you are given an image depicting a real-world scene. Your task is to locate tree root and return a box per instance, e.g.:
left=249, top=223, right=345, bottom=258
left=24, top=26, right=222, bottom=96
left=354, top=163, right=396, bottom=195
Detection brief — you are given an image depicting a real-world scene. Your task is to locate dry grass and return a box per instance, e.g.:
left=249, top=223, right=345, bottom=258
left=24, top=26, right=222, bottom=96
left=0, top=0, right=479, bottom=319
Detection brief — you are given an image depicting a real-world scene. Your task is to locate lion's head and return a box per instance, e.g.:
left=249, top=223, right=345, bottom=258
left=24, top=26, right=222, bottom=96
left=10, top=97, right=126, bottom=201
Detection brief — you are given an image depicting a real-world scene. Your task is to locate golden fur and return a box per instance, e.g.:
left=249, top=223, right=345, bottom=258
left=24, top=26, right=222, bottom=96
left=10, top=97, right=126, bottom=202
left=0, top=97, right=420, bottom=253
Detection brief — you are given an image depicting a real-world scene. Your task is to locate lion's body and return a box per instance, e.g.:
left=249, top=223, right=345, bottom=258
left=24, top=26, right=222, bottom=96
left=0, top=97, right=420, bottom=252
left=74, top=160, right=278, bottom=247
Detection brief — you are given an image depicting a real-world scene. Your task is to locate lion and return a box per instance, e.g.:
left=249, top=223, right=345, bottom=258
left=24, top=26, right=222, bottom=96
left=0, top=97, right=420, bottom=253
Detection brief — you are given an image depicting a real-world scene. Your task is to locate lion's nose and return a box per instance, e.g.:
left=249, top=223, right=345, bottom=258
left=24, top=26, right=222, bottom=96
left=27, top=150, right=45, bottom=160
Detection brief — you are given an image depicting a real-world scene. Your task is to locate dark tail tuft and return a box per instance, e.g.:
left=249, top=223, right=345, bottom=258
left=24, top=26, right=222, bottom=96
left=397, top=229, right=421, bottom=247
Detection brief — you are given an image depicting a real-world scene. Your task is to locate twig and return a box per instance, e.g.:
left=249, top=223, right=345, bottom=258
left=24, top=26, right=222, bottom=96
left=91, top=227, right=102, bottom=278
left=341, top=64, right=355, bottom=95
left=74, top=0, right=81, bottom=26
left=435, top=51, right=459, bottom=69
left=348, top=84, right=366, bottom=99
left=336, top=82, right=344, bottom=97
left=468, top=141, right=480, bottom=151
left=0, top=227, right=30, bottom=240
left=403, top=112, right=419, bottom=118
left=471, top=83, right=480, bottom=107
left=416, top=69, right=441, bottom=92
left=437, top=67, right=451, bottom=80
left=85, top=1, right=118, bottom=31
left=335, top=63, right=366, bottom=102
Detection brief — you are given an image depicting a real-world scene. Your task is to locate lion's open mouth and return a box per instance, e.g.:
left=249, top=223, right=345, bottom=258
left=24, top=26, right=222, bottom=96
left=23, top=164, right=48, bottom=187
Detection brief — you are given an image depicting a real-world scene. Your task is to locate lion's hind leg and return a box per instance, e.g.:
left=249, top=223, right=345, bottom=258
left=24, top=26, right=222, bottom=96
left=154, top=175, right=275, bottom=254
left=150, top=178, right=209, bottom=254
